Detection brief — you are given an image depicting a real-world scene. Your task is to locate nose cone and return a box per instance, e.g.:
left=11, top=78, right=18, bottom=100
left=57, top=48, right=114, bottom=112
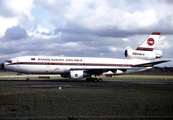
left=0, top=63, right=4, bottom=69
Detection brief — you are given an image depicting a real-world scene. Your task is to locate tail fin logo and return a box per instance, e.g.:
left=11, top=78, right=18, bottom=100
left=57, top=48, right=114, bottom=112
left=147, top=38, right=155, bottom=46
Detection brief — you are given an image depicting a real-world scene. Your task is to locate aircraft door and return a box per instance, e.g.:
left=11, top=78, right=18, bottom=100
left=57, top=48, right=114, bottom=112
left=46, top=62, right=50, bottom=67
left=45, top=62, right=51, bottom=73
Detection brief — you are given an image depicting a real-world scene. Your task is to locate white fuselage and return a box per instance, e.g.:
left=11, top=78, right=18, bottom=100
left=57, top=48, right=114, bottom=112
left=2, top=32, right=169, bottom=81
left=4, top=56, right=148, bottom=74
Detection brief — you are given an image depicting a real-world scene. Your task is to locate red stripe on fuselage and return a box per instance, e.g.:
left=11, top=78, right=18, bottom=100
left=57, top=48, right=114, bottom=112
left=8, top=62, right=133, bottom=67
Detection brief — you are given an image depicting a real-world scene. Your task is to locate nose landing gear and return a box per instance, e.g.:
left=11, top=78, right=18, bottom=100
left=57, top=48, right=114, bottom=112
left=26, top=74, right=30, bottom=82
left=26, top=78, right=30, bottom=82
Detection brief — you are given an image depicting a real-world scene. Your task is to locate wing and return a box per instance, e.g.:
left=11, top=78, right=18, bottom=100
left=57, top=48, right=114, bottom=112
left=70, top=60, right=171, bottom=75
left=133, top=60, right=171, bottom=67
left=70, top=67, right=141, bottom=75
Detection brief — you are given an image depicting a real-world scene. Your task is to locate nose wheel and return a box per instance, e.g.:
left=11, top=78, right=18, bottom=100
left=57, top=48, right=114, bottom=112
left=97, top=78, right=103, bottom=82
left=26, top=78, right=30, bottom=82
left=26, top=74, right=30, bottom=82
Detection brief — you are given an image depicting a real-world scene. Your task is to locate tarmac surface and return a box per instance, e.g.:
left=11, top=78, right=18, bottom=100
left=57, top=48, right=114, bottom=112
left=0, top=71, right=173, bottom=88
left=0, top=79, right=85, bottom=88
left=0, top=79, right=173, bottom=89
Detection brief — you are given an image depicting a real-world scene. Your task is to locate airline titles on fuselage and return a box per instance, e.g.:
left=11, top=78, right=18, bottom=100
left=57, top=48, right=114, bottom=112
left=132, top=52, right=145, bottom=56
left=37, top=58, right=83, bottom=62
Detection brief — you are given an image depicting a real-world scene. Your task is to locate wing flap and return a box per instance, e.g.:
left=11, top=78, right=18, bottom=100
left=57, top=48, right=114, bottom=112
left=70, top=67, right=139, bottom=71
left=133, top=60, right=171, bottom=67
left=69, top=60, right=171, bottom=75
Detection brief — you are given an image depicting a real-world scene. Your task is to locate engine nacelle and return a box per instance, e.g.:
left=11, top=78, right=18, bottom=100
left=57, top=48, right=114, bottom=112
left=61, top=70, right=90, bottom=79
left=155, top=50, right=162, bottom=58
left=70, top=70, right=90, bottom=79
left=125, top=50, right=162, bottom=60
left=70, top=70, right=84, bottom=79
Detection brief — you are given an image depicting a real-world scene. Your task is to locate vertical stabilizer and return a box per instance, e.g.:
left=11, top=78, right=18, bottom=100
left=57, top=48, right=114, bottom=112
left=136, top=32, right=161, bottom=51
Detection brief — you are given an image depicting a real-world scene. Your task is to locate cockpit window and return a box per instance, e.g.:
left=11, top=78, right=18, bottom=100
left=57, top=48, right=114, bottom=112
left=5, top=60, right=12, bottom=63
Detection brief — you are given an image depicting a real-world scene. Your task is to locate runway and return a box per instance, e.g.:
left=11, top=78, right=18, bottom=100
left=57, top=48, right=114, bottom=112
left=0, top=79, right=173, bottom=89
left=0, top=84, right=83, bottom=89
left=0, top=79, right=85, bottom=88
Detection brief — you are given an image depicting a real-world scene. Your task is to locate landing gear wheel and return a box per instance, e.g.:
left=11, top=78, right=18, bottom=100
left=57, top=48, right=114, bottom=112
left=95, top=78, right=98, bottom=82
left=26, top=78, right=30, bottom=82
left=86, top=78, right=103, bottom=82
left=86, top=78, right=96, bottom=82
left=98, top=78, right=103, bottom=82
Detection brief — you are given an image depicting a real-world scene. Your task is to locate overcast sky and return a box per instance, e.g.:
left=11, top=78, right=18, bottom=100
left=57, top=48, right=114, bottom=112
left=0, top=0, right=173, bottom=67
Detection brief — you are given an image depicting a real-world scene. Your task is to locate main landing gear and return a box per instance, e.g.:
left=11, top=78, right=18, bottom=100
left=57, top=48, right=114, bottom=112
left=86, top=78, right=103, bottom=82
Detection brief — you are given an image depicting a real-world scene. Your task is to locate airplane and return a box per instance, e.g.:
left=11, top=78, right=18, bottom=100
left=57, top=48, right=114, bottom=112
left=1, top=32, right=171, bottom=82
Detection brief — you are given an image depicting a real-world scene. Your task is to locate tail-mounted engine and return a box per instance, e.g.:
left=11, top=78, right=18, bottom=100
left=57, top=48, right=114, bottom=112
left=125, top=49, right=162, bottom=60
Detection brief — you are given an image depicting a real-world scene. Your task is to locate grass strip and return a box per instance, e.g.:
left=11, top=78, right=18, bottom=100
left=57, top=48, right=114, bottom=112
left=0, top=82, right=173, bottom=117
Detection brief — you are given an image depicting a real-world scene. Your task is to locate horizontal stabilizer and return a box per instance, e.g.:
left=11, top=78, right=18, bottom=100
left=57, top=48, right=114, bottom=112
left=133, top=60, right=171, bottom=67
